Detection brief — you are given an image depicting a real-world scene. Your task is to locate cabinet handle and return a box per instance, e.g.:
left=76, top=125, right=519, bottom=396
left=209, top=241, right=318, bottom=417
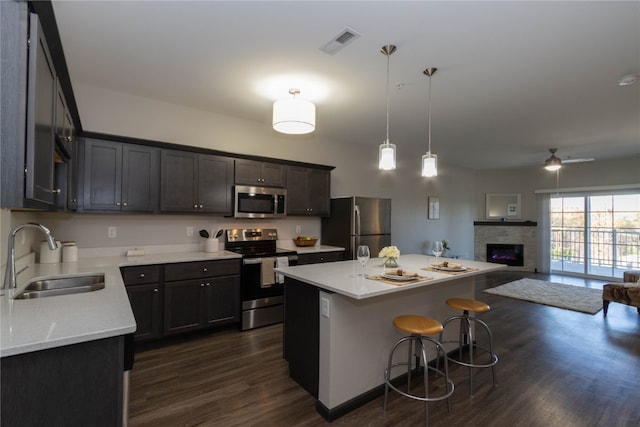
left=153, top=288, right=158, bottom=292
left=123, top=202, right=128, bottom=207
left=206, top=283, right=210, bottom=287
left=139, top=273, right=145, bottom=278
left=116, top=202, right=121, bottom=206
left=203, top=268, right=208, bottom=273
left=194, top=204, right=198, bottom=208
left=199, top=204, right=204, bottom=209
left=200, top=283, right=205, bottom=287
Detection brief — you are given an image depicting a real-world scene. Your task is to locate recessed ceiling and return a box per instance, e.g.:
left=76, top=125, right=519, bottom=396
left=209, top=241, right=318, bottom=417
left=52, top=1, right=640, bottom=170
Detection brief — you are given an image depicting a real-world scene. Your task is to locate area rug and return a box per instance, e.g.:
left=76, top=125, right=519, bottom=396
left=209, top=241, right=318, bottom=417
left=483, top=278, right=602, bottom=314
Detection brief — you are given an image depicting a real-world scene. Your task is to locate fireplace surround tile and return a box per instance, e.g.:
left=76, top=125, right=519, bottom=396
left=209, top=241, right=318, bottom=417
left=474, top=222, right=537, bottom=272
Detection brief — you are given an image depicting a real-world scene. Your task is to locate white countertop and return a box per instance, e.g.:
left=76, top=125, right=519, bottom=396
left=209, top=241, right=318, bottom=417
left=0, top=243, right=344, bottom=358
left=276, top=254, right=507, bottom=299
left=0, top=250, right=240, bottom=358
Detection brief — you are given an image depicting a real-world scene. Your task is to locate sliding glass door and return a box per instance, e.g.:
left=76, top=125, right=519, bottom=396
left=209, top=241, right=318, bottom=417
left=550, top=192, right=640, bottom=279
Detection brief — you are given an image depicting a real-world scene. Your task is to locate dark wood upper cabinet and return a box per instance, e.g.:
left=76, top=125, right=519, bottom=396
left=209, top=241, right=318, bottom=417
left=286, top=166, right=330, bottom=216
left=235, top=159, right=286, bottom=188
left=24, top=12, right=56, bottom=205
left=82, top=138, right=159, bottom=212
left=160, top=149, right=233, bottom=214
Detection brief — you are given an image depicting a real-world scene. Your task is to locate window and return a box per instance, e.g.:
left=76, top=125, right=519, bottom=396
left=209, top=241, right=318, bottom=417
left=550, top=192, right=640, bottom=279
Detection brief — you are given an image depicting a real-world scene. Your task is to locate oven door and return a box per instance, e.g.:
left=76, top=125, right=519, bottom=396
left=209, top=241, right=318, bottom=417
left=241, top=257, right=285, bottom=302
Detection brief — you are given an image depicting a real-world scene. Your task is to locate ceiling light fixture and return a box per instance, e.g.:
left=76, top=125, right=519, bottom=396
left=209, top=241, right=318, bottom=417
left=378, top=44, right=397, bottom=171
left=421, top=67, right=438, bottom=177
left=618, top=73, right=639, bottom=86
left=544, top=148, right=562, bottom=171
left=272, top=88, right=316, bottom=134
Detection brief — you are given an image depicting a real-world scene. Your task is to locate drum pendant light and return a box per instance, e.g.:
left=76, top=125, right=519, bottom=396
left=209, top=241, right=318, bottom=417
left=273, top=88, right=316, bottom=134
left=378, top=45, right=397, bottom=170
left=421, top=67, right=438, bottom=177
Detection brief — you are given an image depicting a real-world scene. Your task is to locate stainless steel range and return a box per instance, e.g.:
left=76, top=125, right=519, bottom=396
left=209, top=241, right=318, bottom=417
left=225, top=228, right=297, bottom=330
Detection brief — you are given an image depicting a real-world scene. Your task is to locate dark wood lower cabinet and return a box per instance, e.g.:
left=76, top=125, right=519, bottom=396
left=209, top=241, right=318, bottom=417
left=296, top=250, right=344, bottom=265
left=1, top=336, right=124, bottom=427
left=283, top=278, right=320, bottom=398
left=126, top=283, right=163, bottom=341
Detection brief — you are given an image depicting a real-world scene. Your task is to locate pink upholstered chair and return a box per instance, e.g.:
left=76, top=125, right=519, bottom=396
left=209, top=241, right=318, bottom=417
left=603, top=270, right=640, bottom=316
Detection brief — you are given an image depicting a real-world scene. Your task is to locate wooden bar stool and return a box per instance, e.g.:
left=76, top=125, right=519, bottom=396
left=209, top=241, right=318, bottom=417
left=384, top=315, right=455, bottom=426
left=439, top=298, right=498, bottom=396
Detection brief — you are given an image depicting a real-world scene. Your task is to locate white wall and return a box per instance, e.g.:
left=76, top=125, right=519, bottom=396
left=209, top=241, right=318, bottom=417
left=19, top=83, right=479, bottom=260
left=474, top=157, right=640, bottom=222
left=5, top=83, right=637, bottom=267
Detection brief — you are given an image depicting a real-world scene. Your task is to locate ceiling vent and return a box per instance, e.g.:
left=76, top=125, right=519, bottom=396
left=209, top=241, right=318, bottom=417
left=320, top=27, right=361, bottom=55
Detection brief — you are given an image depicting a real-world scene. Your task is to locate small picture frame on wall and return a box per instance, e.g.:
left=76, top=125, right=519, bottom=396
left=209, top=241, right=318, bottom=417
left=507, top=202, right=519, bottom=217
left=428, top=197, right=440, bottom=220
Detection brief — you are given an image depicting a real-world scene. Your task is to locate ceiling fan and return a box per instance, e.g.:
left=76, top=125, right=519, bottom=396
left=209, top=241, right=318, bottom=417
left=543, top=148, right=594, bottom=171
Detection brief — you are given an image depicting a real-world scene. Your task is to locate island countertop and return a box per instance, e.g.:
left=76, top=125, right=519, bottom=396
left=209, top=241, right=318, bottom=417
left=276, top=253, right=506, bottom=299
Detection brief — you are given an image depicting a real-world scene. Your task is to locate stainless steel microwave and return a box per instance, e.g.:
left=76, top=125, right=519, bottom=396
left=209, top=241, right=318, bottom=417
left=234, top=185, right=287, bottom=219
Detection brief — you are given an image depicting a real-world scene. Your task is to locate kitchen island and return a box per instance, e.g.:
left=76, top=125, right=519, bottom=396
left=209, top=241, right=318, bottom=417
left=276, top=254, right=506, bottom=421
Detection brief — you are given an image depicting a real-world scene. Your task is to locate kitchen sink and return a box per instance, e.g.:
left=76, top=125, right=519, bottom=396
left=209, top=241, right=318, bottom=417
left=14, top=274, right=105, bottom=299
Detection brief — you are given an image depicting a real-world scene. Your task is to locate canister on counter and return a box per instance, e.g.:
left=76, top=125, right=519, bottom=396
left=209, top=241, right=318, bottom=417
left=40, top=240, right=62, bottom=263
left=62, top=241, right=78, bottom=262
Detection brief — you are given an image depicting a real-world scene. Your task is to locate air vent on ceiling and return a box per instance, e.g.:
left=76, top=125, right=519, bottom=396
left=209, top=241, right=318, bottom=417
left=320, top=27, right=361, bottom=55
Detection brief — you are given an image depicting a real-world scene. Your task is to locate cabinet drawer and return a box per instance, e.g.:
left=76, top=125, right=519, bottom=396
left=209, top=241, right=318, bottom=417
left=121, top=265, right=161, bottom=285
left=164, top=259, right=240, bottom=282
left=297, top=251, right=344, bottom=265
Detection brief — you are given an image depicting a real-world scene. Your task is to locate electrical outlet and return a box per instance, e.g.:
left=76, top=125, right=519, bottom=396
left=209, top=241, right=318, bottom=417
left=186, top=226, right=194, bottom=237
left=295, top=225, right=301, bottom=234
left=321, top=297, right=330, bottom=318
left=107, top=226, right=117, bottom=238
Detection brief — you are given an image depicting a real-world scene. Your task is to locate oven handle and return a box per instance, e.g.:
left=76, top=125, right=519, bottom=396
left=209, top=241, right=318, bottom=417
left=242, top=255, right=298, bottom=265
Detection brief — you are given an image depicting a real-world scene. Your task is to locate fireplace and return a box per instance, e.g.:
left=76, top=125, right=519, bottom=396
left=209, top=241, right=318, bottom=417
left=486, top=243, right=524, bottom=267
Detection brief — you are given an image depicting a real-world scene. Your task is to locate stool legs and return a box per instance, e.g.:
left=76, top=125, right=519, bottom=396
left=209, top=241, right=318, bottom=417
left=440, top=310, right=498, bottom=396
left=384, top=334, right=454, bottom=426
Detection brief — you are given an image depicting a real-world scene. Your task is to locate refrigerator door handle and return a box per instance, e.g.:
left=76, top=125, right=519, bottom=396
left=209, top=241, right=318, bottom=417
left=354, top=204, right=361, bottom=236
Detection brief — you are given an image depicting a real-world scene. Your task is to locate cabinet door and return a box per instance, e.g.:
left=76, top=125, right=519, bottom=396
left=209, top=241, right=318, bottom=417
left=24, top=13, right=56, bottom=205
left=121, top=144, right=159, bottom=212
left=83, top=139, right=122, bottom=211
left=261, top=162, right=286, bottom=187
left=307, top=169, right=330, bottom=216
left=286, top=166, right=309, bottom=215
left=126, top=283, right=163, bottom=341
left=66, top=130, right=78, bottom=210
left=234, top=159, right=262, bottom=185
left=235, top=159, right=285, bottom=187
left=164, top=279, right=205, bottom=335
left=198, top=154, right=233, bottom=214
left=204, top=275, right=240, bottom=326
left=160, top=150, right=198, bottom=212
left=296, top=251, right=344, bottom=265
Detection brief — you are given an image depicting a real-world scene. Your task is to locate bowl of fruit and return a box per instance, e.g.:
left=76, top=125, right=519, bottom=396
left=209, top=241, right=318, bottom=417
left=292, top=236, right=318, bottom=247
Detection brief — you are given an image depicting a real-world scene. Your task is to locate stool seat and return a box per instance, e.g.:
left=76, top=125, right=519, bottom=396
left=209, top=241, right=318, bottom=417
left=445, top=298, right=490, bottom=313
left=394, top=315, right=443, bottom=335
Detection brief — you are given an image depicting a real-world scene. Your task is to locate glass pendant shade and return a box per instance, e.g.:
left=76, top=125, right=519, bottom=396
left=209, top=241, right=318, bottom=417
left=378, top=141, right=396, bottom=170
left=272, top=92, right=316, bottom=135
left=421, top=152, right=438, bottom=177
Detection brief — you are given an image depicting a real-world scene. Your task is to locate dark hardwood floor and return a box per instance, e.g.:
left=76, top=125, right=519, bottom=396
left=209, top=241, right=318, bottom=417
left=128, top=271, right=640, bottom=426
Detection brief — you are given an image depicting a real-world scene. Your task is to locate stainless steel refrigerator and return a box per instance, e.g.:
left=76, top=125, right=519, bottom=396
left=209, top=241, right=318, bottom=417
left=321, top=197, right=391, bottom=260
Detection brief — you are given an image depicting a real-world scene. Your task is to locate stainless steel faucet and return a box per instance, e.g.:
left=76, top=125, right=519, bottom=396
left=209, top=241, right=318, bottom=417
left=3, top=223, right=57, bottom=290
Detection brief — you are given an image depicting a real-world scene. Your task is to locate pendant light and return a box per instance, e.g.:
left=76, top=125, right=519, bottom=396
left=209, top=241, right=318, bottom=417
left=273, top=88, right=316, bottom=134
left=378, top=45, right=397, bottom=170
left=421, top=67, right=438, bottom=177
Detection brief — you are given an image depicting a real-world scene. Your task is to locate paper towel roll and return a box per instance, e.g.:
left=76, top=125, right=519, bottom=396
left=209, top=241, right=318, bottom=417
left=205, top=238, right=219, bottom=253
